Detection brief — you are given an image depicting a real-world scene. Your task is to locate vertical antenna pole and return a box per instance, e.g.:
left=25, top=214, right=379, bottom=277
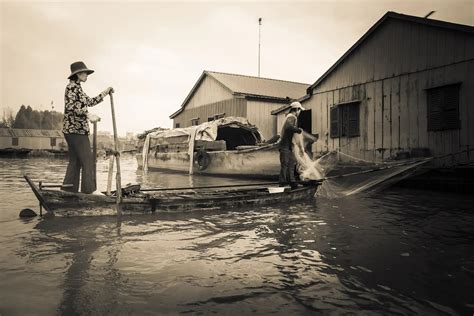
left=258, top=17, right=262, bottom=77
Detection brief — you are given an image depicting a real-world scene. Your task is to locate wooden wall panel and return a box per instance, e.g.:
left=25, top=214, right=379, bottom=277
left=313, top=20, right=474, bottom=95
left=338, top=87, right=349, bottom=155
left=467, top=61, right=474, bottom=150
left=382, top=79, right=391, bottom=159
left=407, top=74, right=419, bottom=149
left=365, top=82, right=376, bottom=154
left=312, top=94, right=323, bottom=153
left=246, top=101, right=283, bottom=140
left=346, top=86, right=358, bottom=158
left=374, top=80, right=384, bottom=160
left=465, top=34, right=474, bottom=59
left=459, top=62, right=470, bottom=150
left=391, top=77, right=401, bottom=152
left=321, top=92, right=329, bottom=153
left=426, top=67, right=446, bottom=164
left=416, top=71, right=428, bottom=149
left=399, top=75, right=410, bottom=150
left=173, top=98, right=246, bottom=128
left=185, top=76, right=233, bottom=109
left=328, top=91, right=336, bottom=151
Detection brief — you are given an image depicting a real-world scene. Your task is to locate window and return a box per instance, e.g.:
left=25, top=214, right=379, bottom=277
left=214, top=113, right=225, bottom=120
left=50, top=138, right=57, bottom=147
left=191, top=118, right=200, bottom=126
left=208, top=113, right=225, bottom=122
left=12, top=137, right=19, bottom=146
left=427, top=83, right=461, bottom=131
left=175, top=123, right=180, bottom=128
left=330, top=102, right=360, bottom=138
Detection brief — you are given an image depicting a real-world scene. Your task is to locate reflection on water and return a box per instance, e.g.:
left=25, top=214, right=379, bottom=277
left=0, top=156, right=473, bottom=315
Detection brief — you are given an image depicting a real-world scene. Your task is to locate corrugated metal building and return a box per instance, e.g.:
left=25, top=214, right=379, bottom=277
left=0, top=128, right=67, bottom=151
left=273, top=12, right=474, bottom=166
left=170, top=71, right=308, bottom=139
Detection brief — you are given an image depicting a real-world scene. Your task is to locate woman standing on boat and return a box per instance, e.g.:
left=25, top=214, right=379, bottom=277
left=61, top=61, right=113, bottom=194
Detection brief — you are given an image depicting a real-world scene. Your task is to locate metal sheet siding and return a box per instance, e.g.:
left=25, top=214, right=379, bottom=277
left=173, top=98, right=247, bottom=128
left=305, top=60, right=474, bottom=165
left=313, top=19, right=474, bottom=94
left=185, top=76, right=233, bottom=109
left=246, top=101, right=281, bottom=140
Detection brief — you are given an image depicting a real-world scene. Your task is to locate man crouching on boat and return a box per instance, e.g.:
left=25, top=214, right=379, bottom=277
left=61, top=61, right=113, bottom=194
left=279, top=101, right=304, bottom=189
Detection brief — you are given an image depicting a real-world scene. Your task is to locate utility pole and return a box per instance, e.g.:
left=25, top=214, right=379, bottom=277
left=258, top=17, right=262, bottom=77
left=51, top=100, right=54, bottom=129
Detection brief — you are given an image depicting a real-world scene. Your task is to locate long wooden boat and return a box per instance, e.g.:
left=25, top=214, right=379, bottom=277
left=24, top=175, right=321, bottom=217
left=136, top=143, right=281, bottom=179
left=136, top=117, right=282, bottom=179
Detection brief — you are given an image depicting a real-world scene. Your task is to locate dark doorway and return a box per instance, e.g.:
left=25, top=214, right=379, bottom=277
left=298, top=109, right=312, bottom=133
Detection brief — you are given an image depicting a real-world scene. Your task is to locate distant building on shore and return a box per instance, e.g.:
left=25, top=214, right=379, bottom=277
left=0, top=128, right=66, bottom=151
left=169, top=71, right=309, bottom=140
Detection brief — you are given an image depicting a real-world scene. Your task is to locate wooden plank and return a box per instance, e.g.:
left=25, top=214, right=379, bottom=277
left=365, top=82, right=376, bottom=162
left=425, top=26, right=438, bottom=69
left=407, top=74, right=419, bottom=149
left=310, top=94, right=321, bottom=153
left=340, top=87, right=349, bottom=155
left=465, top=34, right=474, bottom=60
left=467, top=61, right=474, bottom=152
left=399, top=75, right=410, bottom=151
left=442, top=64, right=461, bottom=164
left=321, top=92, right=328, bottom=154
left=350, top=85, right=361, bottom=159
left=459, top=60, right=474, bottom=164
left=427, top=67, right=446, bottom=160
left=417, top=70, right=429, bottom=149
left=383, top=78, right=392, bottom=158
left=391, top=77, right=401, bottom=154
left=458, top=61, right=470, bottom=163
left=359, top=84, right=368, bottom=158
left=329, top=90, right=336, bottom=151
left=451, top=31, right=466, bottom=63
left=374, top=80, right=384, bottom=160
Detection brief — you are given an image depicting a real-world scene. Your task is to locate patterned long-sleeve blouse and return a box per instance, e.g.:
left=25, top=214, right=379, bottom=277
left=62, top=80, right=104, bottom=135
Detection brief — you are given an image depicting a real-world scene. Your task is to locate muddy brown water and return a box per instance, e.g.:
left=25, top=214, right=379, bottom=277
left=0, top=155, right=473, bottom=315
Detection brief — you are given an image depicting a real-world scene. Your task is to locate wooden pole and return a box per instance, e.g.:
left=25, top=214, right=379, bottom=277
left=109, top=91, right=122, bottom=215
left=106, top=155, right=114, bottom=196
left=92, top=121, right=98, bottom=190
left=188, top=127, right=197, bottom=175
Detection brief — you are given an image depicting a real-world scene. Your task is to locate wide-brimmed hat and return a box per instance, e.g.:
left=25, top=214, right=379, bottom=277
left=290, top=101, right=305, bottom=111
left=68, top=61, right=94, bottom=79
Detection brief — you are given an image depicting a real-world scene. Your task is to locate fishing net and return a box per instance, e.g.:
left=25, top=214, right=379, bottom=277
left=292, top=132, right=432, bottom=198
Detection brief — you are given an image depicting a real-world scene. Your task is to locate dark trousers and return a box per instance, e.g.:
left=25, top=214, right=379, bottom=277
left=279, top=149, right=296, bottom=186
left=62, top=134, right=95, bottom=194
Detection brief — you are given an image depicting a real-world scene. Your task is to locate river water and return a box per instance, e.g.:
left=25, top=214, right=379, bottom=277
left=0, top=155, right=473, bottom=315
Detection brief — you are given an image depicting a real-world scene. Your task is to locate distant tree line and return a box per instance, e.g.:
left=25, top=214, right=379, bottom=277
left=1, top=105, right=63, bottom=130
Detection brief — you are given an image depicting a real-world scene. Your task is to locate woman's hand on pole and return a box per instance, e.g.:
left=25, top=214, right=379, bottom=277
left=101, top=87, right=114, bottom=98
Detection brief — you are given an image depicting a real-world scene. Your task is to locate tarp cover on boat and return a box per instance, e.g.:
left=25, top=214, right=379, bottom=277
left=145, top=117, right=264, bottom=142
left=141, top=117, right=265, bottom=171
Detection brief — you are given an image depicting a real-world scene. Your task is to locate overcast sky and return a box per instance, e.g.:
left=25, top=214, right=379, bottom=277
left=1, top=0, right=472, bottom=135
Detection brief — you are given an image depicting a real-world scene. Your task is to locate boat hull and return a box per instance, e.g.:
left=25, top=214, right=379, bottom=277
left=137, top=144, right=281, bottom=179
left=36, top=184, right=318, bottom=217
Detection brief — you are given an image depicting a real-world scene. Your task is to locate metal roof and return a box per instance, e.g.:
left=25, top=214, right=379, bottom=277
left=170, top=71, right=309, bottom=118
left=0, top=128, right=63, bottom=137
left=307, top=11, right=474, bottom=93
left=207, top=71, right=309, bottom=100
